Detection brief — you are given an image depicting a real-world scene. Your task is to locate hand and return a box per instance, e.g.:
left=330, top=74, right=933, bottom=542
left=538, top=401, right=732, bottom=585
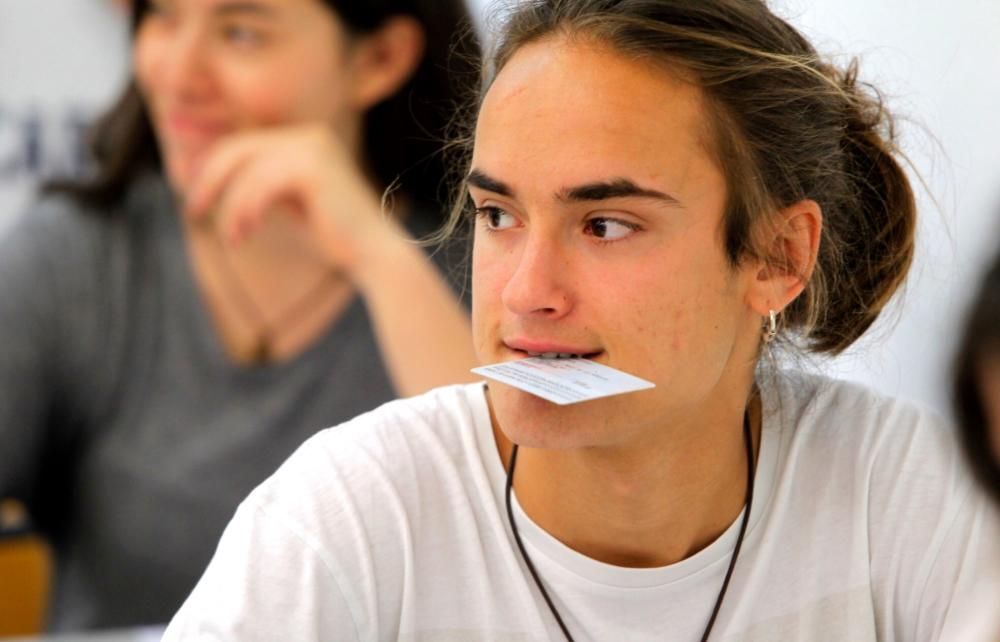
left=184, top=123, right=404, bottom=282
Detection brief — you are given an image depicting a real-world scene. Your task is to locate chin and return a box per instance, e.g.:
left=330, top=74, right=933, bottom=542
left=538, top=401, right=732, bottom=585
left=162, top=160, right=193, bottom=200
left=490, top=383, right=609, bottom=450
left=161, top=146, right=210, bottom=198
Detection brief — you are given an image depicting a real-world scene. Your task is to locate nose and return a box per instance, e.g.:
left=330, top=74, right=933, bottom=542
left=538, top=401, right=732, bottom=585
left=501, top=231, right=575, bottom=319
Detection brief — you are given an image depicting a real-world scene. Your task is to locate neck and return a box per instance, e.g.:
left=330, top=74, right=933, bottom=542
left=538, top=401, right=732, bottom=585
left=182, top=213, right=354, bottom=364
left=493, top=393, right=761, bottom=568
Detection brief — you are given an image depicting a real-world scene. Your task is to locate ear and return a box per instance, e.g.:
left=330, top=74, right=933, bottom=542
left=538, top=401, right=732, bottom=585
left=745, top=199, right=823, bottom=317
left=346, top=16, right=426, bottom=112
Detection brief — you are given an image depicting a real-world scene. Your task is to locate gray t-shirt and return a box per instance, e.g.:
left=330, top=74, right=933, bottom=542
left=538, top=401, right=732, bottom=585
left=0, top=174, right=457, bottom=631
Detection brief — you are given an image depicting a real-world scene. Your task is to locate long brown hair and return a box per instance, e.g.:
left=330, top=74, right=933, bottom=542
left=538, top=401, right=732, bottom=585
left=443, top=0, right=916, bottom=356
left=49, top=0, right=481, bottom=220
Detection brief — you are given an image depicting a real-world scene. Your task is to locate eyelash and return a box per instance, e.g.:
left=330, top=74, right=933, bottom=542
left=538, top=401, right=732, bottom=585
left=473, top=206, right=511, bottom=231
left=584, top=217, right=642, bottom=245
left=473, top=205, right=642, bottom=244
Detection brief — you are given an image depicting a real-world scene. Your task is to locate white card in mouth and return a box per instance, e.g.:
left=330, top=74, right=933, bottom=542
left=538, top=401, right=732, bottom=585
left=471, top=358, right=655, bottom=405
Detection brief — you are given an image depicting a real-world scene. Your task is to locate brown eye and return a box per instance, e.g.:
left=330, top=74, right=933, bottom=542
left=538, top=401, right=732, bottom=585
left=585, top=217, right=637, bottom=241
left=475, top=207, right=517, bottom=230
left=221, top=23, right=267, bottom=47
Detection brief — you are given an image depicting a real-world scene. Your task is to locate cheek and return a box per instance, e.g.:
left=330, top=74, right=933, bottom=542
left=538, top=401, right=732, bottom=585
left=229, top=71, right=304, bottom=125
left=607, top=256, right=696, bottom=345
left=132, top=28, right=162, bottom=97
left=471, top=235, right=510, bottom=340
left=471, top=229, right=516, bottom=294
left=232, top=58, right=348, bottom=127
left=613, top=243, right=740, bottom=364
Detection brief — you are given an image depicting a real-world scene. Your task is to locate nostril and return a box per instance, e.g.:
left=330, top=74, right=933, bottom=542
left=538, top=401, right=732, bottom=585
left=500, top=264, right=573, bottom=318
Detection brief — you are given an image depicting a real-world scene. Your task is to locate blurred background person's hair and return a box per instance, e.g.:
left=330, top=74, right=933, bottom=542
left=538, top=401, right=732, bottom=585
left=954, top=244, right=1000, bottom=504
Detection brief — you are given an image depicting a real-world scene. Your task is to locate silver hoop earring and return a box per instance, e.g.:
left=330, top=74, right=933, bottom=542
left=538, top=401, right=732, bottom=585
left=763, top=309, right=778, bottom=344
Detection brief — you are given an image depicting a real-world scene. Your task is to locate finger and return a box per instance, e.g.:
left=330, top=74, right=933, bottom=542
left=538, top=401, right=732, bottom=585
left=185, top=132, right=267, bottom=219
left=215, top=155, right=301, bottom=245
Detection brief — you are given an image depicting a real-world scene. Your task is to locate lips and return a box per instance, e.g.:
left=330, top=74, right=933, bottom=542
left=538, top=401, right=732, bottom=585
left=155, top=108, right=232, bottom=153
left=153, top=111, right=232, bottom=187
left=158, top=110, right=230, bottom=146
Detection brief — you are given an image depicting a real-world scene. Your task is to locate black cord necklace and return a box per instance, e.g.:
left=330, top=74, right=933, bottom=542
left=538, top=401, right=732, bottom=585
left=504, top=407, right=756, bottom=642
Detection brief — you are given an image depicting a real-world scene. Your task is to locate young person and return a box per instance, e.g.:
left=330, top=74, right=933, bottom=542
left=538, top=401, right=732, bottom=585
left=0, top=0, right=479, bottom=631
left=164, top=1, right=1000, bottom=639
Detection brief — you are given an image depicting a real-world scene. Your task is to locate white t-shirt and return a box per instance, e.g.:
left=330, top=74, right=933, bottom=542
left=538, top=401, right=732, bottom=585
left=164, top=372, right=1000, bottom=641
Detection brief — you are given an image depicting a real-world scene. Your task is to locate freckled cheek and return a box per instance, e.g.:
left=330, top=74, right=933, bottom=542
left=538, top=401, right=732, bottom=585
left=602, top=270, right=707, bottom=372
left=471, top=247, right=512, bottom=345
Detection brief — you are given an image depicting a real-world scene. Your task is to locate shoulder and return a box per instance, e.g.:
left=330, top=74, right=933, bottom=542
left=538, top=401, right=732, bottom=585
left=304, top=381, right=487, bottom=461
left=194, top=383, right=493, bottom=636
left=1, top=192, right=109, bottom=262
left=0, top=193, right=111, bottom=333
left=3, top=173, right=178, bottom=301
left=250, top=382, right=490, bottom=517
left=766, top=370, right=967, bottom=514
left=768, top=369, right=977, bottom=528
left=1, top=173, right=170, bottom=271
left=758, top=371, right=1000, bottom=639
left=770, top=369, right=942, bottom=431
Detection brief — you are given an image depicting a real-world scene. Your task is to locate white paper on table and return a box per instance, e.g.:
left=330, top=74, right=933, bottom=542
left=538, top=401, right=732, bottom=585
left=472, top=357, right=655, bottom=405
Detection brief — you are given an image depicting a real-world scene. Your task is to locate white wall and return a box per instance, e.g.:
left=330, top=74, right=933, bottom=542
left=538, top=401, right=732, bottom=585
left=468, top=0, right=1000, bottom=415
left=0, top=0, right=129, bottom=233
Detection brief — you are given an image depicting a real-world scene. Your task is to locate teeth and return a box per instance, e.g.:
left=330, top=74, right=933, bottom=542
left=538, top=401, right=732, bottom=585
left=526, top=351, right=583, bottom=359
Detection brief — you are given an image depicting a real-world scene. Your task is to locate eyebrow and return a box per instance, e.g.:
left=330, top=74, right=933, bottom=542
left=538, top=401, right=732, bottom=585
left=213, top=1, right=276, bottom=17
left=467, top=169, right=514, bottom=197
left=467, top=169, right=682, bottom=207
left=562, top=179, right=681, bottom=206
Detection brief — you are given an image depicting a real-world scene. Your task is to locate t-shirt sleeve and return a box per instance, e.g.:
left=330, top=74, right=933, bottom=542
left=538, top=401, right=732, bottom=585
left=916, top=490, right=1000, bottom=641
left=161, top=394, right=453, bottom=640
left=866, top=403, right=1000, bottom=641
left=162, top=497, right=362, bottom=642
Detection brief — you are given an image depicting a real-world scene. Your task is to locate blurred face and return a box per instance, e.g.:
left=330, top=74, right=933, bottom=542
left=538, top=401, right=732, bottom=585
left=470, top=37, right=764, bottom=450
left=135, top=0, right=357, bottom=195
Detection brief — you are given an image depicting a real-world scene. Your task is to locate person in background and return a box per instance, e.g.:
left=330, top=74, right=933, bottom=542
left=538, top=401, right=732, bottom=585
left=163, top=0, right=1000, bottom=640
left=955, top=246, right=1000, bottom=502
left=952, top=245, right=1000, bottom=640
left=0, top=0, right=479, bottom=632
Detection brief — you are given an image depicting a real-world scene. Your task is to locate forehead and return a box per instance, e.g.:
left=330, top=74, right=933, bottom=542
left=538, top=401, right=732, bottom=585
left=473, top=36, right=716, bottom=193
